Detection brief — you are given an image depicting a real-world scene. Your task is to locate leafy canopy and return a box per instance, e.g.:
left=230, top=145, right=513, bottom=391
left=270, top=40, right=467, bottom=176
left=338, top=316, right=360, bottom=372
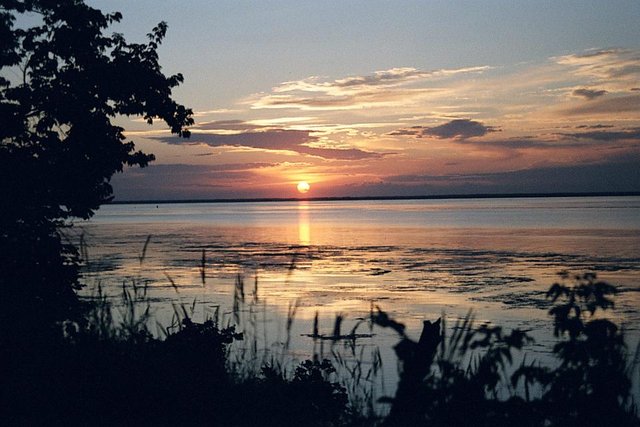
left=0, top=0, right=193, bottom=224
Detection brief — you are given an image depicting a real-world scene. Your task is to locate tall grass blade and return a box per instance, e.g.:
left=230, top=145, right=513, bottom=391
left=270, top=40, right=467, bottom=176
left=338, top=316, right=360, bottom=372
left=139, top=235, right=152, bottom=266
left=199, top=249, right=206, bottom=287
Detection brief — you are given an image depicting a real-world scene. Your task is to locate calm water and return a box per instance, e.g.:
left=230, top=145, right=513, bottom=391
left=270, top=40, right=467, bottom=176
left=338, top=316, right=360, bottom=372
left=78, top=196, right=640, bottom=395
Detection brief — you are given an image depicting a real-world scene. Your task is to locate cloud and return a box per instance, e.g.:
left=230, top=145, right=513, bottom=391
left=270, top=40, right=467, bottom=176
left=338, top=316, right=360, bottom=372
left=405, top=122, right=640, bottom=148
left=559, top=94, right=640, bottom=116
left=250, top=88, right=439, bottom=111
left=354, top=159, right=640, bottom=196
left=422, top=119, right=499, bottom=139
left=475, top=138, right=566, bottom=149
left=156, top=129, right=384, bottom=160
left=559, top=127, right=640, bottom=141
left=193, top=108, right=242, bottom=117
left=111, top=163, right=266, bottom=200
left=196, top=120, right=262, bottom=131
left=196, top=118, right=318, bottom=130
left=387, top=127, right=424, bottom=137
left=389, top=119, right=499, bottom=139
left=555, top=48, right=640, bottom=80
left=572, top=88, right=607, bottom=100
left=325, top=67, right=430, bottom=89
left=250, top=66, right=490, bottom=110
left=390, top=119, right=639, bottom=151
left=274, top=66, right=489, bottom=93
left=464, top=130, right=640, bottom=149
left=575, top=124, right=613, bottom=129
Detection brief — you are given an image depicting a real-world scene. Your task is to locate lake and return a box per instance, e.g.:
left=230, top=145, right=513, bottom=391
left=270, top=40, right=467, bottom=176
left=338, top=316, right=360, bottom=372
left=77, top=196, right=640, bottom=398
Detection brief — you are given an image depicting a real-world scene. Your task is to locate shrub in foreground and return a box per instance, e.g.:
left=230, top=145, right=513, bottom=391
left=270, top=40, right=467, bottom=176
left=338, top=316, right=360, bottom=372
left=375, top=272, right=639, bottom=427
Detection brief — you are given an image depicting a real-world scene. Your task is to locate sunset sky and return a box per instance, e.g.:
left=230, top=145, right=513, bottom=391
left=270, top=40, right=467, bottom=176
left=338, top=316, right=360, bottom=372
left=87, top=1, right=640, bottom=200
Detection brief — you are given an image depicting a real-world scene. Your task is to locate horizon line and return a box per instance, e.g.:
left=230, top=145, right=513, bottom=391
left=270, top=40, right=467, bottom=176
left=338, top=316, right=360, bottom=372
left=109, top=191, right=640, bottom=205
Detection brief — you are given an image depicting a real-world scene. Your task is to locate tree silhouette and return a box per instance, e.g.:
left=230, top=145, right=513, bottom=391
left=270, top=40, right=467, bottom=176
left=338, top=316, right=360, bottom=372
left=0, top=0, right=193, bottom=335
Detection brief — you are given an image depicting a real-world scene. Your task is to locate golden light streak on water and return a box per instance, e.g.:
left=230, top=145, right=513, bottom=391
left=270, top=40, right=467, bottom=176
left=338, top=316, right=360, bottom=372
left=298, top=201, right=311, bottom=245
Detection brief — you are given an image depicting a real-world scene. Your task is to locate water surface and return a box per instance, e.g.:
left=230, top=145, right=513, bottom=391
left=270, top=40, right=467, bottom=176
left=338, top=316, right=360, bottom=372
left=78, top=196, right=640, bottom=391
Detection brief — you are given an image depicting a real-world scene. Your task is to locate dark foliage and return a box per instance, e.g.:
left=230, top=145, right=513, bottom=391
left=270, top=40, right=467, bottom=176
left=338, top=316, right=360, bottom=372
left=2, top=305, right=349, bottom=426
left=540, top=272, right=635, bottom=426
left=3, top=318, right=237, bottom=425
left=375, top=272, right=639, bottom=427
left=0, top=0, right=193, bottom=335
left=234, top=359, right=349, bottom=426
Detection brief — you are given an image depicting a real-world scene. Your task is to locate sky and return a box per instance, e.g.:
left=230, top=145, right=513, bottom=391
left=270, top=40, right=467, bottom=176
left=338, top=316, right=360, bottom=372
left=86, top=0, right=640, bottom=200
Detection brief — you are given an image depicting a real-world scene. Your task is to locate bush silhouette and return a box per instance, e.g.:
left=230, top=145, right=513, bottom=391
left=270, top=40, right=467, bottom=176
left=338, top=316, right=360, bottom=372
left=540, top=272, right=636, bottom=426
left=375, top=272, right=639, bottom=427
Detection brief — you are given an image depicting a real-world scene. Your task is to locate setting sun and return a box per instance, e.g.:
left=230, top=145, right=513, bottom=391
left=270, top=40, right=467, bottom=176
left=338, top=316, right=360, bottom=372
left=297, top=181, right=310, bottom=194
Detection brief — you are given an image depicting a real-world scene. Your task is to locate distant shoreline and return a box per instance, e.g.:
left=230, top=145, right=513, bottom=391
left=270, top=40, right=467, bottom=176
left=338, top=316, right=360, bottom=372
left=109, top=191, right=640, bottom=205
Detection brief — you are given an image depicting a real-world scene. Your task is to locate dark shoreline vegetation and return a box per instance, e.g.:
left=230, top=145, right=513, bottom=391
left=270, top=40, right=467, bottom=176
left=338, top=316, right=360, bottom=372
left=3, top=264, right=640, bottom=426
left=108, top=191, right=640, bottom=205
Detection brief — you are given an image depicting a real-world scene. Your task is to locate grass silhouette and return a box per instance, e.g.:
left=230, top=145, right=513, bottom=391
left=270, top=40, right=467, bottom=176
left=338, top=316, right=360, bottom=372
left=2, top=250, right=639, bottom=426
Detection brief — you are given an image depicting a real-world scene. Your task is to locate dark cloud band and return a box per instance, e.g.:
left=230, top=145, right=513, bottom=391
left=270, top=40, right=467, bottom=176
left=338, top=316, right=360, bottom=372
left=155, top=128, right=384, bottom=160
left=389, top=119, right=499, bottom=139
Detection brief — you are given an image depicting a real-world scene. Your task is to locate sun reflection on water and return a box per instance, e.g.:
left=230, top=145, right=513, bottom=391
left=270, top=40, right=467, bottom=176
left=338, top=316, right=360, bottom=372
left=81, top=198, right=640, bottom=355
left=298, top=201, right=311, bottom=246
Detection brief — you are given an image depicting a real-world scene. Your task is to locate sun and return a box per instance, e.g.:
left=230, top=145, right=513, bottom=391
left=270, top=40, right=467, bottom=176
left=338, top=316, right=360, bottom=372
left=296, top=181, right=311, bottom=194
